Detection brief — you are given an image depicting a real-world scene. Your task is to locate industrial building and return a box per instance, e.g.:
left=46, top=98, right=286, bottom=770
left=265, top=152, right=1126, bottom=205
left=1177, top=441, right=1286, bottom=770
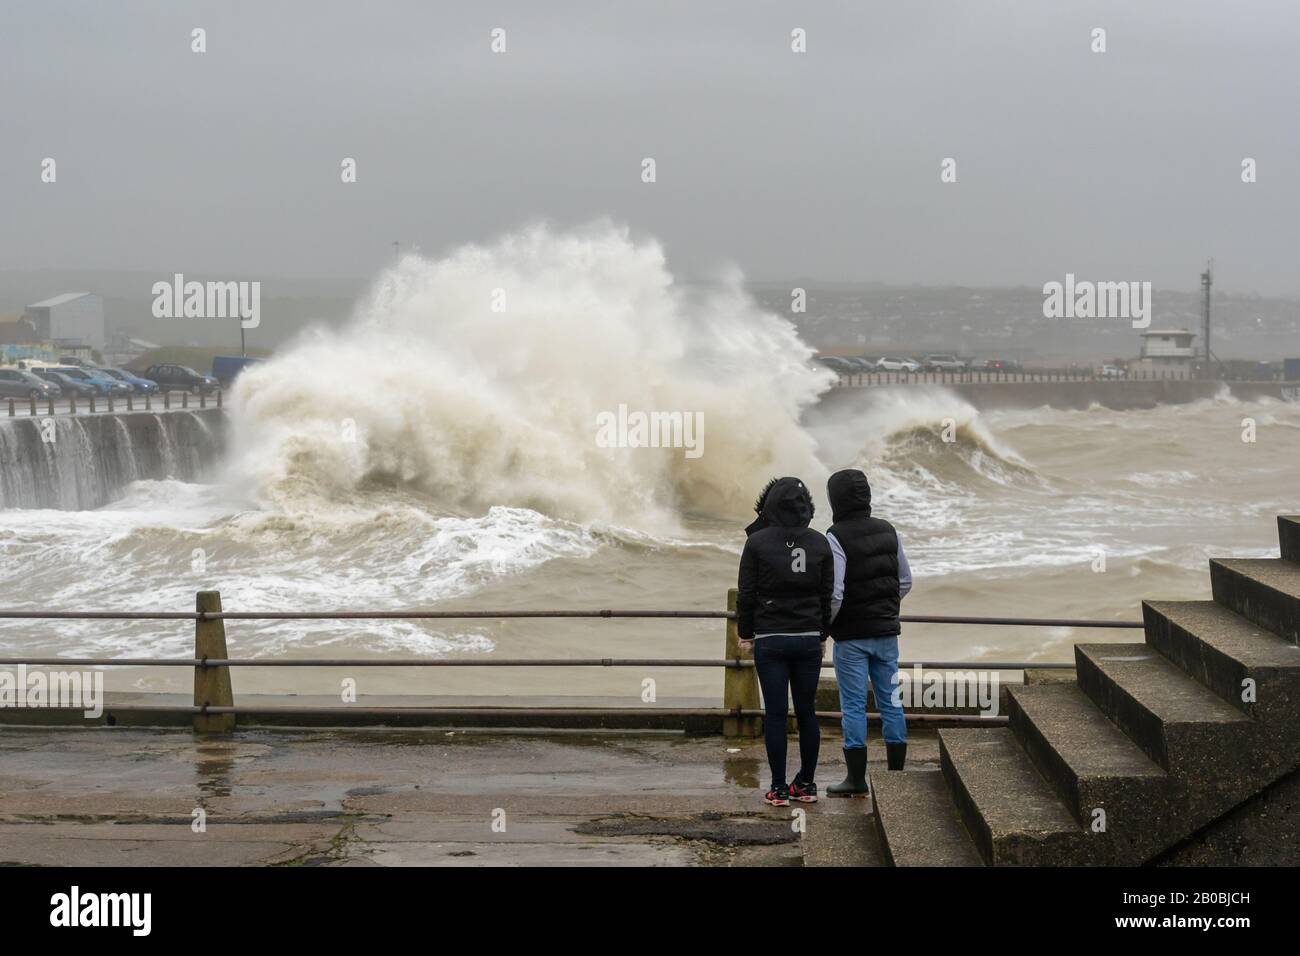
left=22, top=292, right=106, bottom=350
left=1132, top=328, right=1197, bottom=379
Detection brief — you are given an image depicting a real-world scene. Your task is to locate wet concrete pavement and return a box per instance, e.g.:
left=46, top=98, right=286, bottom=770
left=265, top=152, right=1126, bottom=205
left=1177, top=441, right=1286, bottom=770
left=0, top=726, right=940, bottom=866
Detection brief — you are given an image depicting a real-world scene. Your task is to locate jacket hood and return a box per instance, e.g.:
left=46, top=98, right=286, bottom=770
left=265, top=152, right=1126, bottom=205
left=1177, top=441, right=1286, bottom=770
left=759, top=476, right=815, bottom=530
left=744, top=477, right=778, bottom=535
left=828, top=469, right=872, bottom=522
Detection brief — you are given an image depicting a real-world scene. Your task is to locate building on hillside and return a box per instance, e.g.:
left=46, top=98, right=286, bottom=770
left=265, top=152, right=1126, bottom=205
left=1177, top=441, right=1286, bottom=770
left=0, top=314, right=39, bottom=345
left=23, top=293, right=106, bottom=350
left=1132, top=329, right=1196, bottom=379
left=0, top=315, right=61, bottom=366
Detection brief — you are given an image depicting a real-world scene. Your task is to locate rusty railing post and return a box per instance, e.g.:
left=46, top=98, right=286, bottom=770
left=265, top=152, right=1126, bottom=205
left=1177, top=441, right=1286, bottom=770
left=723, top=587, right=760, bottom=737
left=194, top=591, right=235, bottom=733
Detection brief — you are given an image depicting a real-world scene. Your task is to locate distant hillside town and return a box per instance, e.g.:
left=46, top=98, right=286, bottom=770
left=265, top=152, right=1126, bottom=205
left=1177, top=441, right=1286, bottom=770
left=2, top=271, right=1296, bottom=370
left=752, top=282, right=1300, bottom=365
left=0, top=293, right=157, bottom=368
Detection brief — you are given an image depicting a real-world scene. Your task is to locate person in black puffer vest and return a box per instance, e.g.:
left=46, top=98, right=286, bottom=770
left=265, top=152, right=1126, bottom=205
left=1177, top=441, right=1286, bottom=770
left=824, top=469, right=913, bottom=797
left=737, top=477, right=833, bottom=807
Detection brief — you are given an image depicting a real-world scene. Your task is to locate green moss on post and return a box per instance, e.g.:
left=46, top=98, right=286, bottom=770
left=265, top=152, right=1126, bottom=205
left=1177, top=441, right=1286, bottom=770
left=194, top=591, right=235, bottom=733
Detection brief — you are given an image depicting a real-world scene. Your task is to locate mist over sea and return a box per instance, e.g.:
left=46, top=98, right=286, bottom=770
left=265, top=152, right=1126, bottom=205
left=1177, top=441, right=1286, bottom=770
left=1, top=226, right=1295, bottom=698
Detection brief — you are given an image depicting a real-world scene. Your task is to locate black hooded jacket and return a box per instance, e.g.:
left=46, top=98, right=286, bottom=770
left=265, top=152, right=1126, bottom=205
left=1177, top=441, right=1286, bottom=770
left=736, top=477, right=834, bottom=639
left=826, top=469, right=901, bottom=640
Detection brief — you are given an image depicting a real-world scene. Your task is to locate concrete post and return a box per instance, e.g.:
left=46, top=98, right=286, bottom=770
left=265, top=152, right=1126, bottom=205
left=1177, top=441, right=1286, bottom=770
left=164, top=391, right=170, bottom=410
left=28, top=395, right=36, bottom=416
left=194, top=591, right=236, bottom=733
left=8, top=399, right=14, bottom=417
left=216, top=389, right=223, bottom=409
left=126, top=395, right=133, bottom=412
left=723, top=587, right=761, bottom=737
left=89, top=396, right=96, bottom=413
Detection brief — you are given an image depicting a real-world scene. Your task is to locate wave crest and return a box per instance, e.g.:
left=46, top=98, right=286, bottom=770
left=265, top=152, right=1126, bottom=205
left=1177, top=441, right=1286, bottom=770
left=227, top=222, right=834, bottom=531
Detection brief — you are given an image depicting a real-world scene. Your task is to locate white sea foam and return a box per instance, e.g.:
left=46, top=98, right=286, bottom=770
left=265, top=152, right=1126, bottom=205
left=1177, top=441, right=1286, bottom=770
left=226, top=221, right=834, bottom=534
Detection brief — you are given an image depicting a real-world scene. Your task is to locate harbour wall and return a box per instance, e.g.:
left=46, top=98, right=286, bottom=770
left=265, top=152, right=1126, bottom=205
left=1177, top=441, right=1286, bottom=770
left=0, top=408, right=227, bottom=510
left=822, top=379, right=1298, bottom=412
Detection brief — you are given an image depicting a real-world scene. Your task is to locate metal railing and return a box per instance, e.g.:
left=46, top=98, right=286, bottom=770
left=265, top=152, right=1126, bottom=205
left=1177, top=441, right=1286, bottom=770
left=0, top=591, right=1142, bottom=734
left=828, top=368, right=1213, bottom=388
left=5, top=388, right=224, bottom=418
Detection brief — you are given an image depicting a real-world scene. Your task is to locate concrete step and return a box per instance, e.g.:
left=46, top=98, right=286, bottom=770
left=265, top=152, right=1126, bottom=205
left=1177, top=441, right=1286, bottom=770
left=938, top=727, right=1089, bottom=866
left=1143, top=600, right=1300, bottom=722
left=870, top=769, right=983, bottom=866
left=1075, top=643, right=1257, bottom=782
left=1006, top=684, right=1168, bottom=856
left=801, top=809, right=887, bottom=867
left=1210, top=558, right=1300, bottom=645
left=1280, top=515, right=1300, bottom=562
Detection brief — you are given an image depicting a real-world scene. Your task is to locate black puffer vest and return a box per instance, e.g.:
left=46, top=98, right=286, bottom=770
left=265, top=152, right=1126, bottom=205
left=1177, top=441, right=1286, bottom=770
left=827, top=470, right=901, bottom=640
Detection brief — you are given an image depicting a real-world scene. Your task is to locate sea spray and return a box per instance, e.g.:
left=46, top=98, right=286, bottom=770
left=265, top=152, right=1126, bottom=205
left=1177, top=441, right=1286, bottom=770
left=227, top=223, right=834, bottom=530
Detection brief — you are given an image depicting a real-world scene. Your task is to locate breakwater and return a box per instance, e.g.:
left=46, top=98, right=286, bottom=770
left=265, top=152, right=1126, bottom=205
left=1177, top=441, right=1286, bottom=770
left=824, top=378, right=1297, bottom=411
left=0, top=408, right=226, bottom=509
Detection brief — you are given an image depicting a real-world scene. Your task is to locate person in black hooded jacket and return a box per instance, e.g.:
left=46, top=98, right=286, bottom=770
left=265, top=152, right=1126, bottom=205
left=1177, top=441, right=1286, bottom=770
left=737, top=476, right=833, bottom=807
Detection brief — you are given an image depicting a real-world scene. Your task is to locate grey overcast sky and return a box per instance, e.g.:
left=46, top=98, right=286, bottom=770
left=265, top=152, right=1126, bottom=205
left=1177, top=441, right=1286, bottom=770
left=3, top=0, right=1299, bottom=294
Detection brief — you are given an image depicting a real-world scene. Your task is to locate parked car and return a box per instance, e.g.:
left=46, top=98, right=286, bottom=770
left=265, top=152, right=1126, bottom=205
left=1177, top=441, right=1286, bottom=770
left=33, top=368, right=97, bottom=398
left=982, top=358, right=1024, bottom=373
left=847, top=357, right=879, bottom=371
left=815, top=356, right=855, bottom=374
left=50, top=366, right=131, bottom=396
left=140, top=364, right=220, bottom=393
left=1099, top=364, right=1127, bottom=378
left=875, top=356, right=921, bottom=372
left=0, top=368, right=60, bottom=400
left=923, top=353, right=967, bottom=372
left=96, top=367, right=159, bottom=394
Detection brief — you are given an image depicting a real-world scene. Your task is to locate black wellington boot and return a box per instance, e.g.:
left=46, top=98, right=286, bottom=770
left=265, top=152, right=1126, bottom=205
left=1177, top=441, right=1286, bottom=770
left=886, top=742, right=907, bottom=771
left=827, top=747, right=869, bottom=797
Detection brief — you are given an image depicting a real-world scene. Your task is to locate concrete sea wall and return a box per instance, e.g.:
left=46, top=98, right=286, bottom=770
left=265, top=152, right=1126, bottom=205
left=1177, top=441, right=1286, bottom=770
left=823, top=379, right=1299, bottom=411
left=0, top=408, right=227, bottom=510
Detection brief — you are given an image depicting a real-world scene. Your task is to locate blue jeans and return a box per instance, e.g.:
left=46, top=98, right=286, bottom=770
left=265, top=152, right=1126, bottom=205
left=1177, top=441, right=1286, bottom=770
left=833, top=636, right=906, bottom=749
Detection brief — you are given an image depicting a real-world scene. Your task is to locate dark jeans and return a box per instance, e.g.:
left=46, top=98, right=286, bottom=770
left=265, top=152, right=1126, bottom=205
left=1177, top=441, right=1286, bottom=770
left=753, top=634, right=823, bottom=788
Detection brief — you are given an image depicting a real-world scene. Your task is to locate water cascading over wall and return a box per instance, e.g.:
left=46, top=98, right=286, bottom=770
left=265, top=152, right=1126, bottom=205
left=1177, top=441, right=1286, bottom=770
left=0, top=410, right=226, bottom=510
